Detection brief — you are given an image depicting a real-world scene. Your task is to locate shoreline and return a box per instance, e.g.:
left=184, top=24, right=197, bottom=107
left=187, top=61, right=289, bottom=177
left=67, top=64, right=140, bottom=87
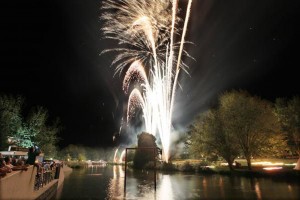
left=64, top=160, right=300, bottom=183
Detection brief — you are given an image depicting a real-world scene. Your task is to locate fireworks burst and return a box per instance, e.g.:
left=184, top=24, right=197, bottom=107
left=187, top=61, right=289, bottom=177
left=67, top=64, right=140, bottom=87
left=102, top=0, right=193, bottom=162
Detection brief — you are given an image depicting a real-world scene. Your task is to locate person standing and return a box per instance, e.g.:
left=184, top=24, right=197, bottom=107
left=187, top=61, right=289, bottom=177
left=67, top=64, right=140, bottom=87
left=26, top=146, right=41, bottom=165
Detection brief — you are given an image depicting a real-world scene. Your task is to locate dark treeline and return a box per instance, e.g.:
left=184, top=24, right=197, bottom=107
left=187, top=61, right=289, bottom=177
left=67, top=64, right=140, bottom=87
left=58, top=144, right=114, bottom=162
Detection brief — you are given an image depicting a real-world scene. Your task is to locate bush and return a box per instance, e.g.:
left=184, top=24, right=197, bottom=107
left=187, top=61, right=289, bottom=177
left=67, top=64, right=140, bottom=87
left=65, top=161, right=86, bottom=168
left=159, top=161, right=177, bottom=171
left=144, top=161, right=155, bottom=169
left=179, top=161, right=195, bottom=172
left=133, top=149, right=154, bottom=169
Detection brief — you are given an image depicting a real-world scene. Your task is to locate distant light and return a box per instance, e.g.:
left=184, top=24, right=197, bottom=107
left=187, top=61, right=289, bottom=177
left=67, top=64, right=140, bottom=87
left=221, top=161, right=294, bottom=167
left=284, top=163, right=296, bottom=166
left=263, top=167, right=282, bottom=171
left=252, top=161, right=284, bottom=166
left=220, top=162, right=229, bottom=166
left=205, top=165, right=215, bottom=169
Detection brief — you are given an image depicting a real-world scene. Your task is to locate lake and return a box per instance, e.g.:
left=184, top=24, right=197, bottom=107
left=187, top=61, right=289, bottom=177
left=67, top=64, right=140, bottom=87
left=56, top=165, right=299, bottom=199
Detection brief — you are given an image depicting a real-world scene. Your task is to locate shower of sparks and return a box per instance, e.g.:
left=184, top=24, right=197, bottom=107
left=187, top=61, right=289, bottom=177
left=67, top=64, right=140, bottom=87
left=113, top=148, right=119, bottom=163
left=119, top=149, right=126, bottom=163
left=102, top=0, right=193, bottom=162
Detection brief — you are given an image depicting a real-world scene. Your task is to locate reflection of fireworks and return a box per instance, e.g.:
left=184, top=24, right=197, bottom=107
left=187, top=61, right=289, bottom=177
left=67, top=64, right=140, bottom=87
left=113, top=148, right=126, bottom=164
left=113, top=148, right=119, bottom=163
left=102, top=0, right=193, bottom=162
left=119, top=150, right=126, bottom=163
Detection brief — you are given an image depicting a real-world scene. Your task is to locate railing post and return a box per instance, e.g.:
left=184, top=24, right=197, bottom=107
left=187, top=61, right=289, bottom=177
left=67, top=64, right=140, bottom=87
left=124, top=148, right=128, bottom=196
left=154, top=148, right=156, bottom=191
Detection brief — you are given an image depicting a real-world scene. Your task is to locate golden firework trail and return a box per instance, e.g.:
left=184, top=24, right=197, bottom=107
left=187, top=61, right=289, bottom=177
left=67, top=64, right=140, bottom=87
left=101, top=0, right=193, bottom=162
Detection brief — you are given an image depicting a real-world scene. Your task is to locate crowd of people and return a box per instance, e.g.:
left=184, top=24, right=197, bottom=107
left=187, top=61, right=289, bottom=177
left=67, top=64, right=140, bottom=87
left=0, top=146, right=54, bottom=178
left=1, top=145, right=64, bottom=194
left=0, top=153, right=28, bottom=177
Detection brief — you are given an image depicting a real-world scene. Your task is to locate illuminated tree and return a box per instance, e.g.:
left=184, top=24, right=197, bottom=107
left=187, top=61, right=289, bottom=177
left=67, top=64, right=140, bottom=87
left=27, top=106, right=61, bottom=158
left=0, top=95, right=60, bottom=157
left=275, top=96, right=300, bottom=156
left=187, top=110, right=239, bottom=171
left=219, top=90, right=286, bottom=170
left=188, top=90, right=287, bottom=170
left=0, top=95, right=24, bottom=149
left=61, top=144, right=87, bottom=161
left=13, top=125, right=35, bottom=148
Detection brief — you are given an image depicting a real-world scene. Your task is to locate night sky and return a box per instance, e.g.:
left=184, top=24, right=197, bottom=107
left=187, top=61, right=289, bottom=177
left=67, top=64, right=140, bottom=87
left=1, top=0, right=299, bottom=149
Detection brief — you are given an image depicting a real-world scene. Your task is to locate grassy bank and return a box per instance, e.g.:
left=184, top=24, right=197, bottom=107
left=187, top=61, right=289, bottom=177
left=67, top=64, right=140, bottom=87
left=161, top=158, right=300, bottom=182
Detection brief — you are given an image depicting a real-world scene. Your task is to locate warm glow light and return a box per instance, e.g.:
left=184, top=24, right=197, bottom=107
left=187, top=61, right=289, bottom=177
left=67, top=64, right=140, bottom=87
left=221, top=161, right=295, bottom=167
left=206, top=165, right=216, bottom=169
left=252, top=161, right=284, bottom=166
left=284, top=163, right=297, bottom=166
left=220, top=162, right=229, bottom=166
left=263, top=167, right=283, bottom=171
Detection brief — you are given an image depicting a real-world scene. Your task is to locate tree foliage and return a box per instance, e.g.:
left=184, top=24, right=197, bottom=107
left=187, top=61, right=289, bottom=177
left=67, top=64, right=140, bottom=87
left=59, top=144, right=87, bottom=161
left=275, top=96, right=300, bottom=155
left=219, top=91, right=286, bottom=169
left=0, top=95, right=24, bottom=148
left=0, top=94, right=61, bottom=158
left=27, top=107, right=61, bottom=158
left=187, top=90, right=287, bottom=170
left=187, top=110, right=239, bottom=170
left=59, top=144, right=113, bottom=161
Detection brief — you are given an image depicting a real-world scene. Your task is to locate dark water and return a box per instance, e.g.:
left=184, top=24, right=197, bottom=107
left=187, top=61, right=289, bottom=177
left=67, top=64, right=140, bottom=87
left=57, top=165, right=299, bottom=200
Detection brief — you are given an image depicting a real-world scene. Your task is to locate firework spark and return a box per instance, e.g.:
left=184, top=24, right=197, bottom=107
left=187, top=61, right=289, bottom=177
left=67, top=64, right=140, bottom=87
left=102, top=0, right=193, bottom=162
left=122, top=60, right=149, bottom=94
left=119, top=149, right=126, bottom=163
left=113, top=148, right=119, bottom=163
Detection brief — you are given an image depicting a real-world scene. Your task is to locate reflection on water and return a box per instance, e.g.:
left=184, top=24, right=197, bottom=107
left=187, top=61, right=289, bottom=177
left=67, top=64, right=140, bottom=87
left=255, top=181, right=262, bottom=200
left=58, top=165, right=300, bottom=200
left=158, top=175, right=173, bottom=200
left=106, top=165, right=124, bottom=199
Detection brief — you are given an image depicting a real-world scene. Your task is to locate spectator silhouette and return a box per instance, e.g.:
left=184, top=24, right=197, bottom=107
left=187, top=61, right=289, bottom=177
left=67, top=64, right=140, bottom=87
left=26, top=146, right=41, bottom=165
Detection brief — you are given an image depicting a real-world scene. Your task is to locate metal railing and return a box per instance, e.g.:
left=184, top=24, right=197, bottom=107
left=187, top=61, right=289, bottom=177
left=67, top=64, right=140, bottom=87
left=34, top=164, right=60, bottom=191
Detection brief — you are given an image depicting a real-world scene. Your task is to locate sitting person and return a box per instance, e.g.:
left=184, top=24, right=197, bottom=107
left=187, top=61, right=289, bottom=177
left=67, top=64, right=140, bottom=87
left=50, top=161, right=56, bottom=170
left=12, top=158, right=28, bottom=171
left=16, top=159, right=25, bottom=166
left=0, top=158, right=7, bottom=177
left=0, top=158, right=12, bottom=175
left=4, top=157, right=14, bottom=169
left=11, top=157, right=18, bottom=166
left=235, top=161, right=242, bottom=168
